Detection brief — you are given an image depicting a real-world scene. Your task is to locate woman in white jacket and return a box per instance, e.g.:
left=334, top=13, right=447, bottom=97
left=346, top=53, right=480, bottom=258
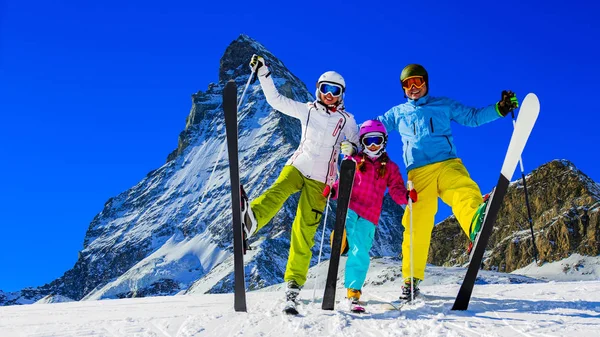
left=242, top=54, right=359, bottom=310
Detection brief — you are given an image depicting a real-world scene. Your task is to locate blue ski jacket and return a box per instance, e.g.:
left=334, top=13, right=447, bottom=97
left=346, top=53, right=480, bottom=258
left=378, top=95, right=502, bottom=172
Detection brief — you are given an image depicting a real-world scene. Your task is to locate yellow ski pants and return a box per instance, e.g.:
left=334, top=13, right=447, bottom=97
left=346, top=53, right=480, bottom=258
left=402, top=159, right=483, bottom=281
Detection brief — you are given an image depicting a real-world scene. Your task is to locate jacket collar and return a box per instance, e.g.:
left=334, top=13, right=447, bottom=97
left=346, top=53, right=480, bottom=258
left=314, top=100, right=343, bottom=114
left=407, top=94, right=431, bottom=106
left=361, top=152, right=384, bottom=163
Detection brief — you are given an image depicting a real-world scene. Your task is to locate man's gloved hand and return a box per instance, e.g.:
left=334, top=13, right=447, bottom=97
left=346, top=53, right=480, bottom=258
left=340, top=141, right=355, bottom=156
left=249, top=54, right=265, bottom=72
left=406, top=189, right=418, bottom=203
left=495, top=90, right=519, bottom=117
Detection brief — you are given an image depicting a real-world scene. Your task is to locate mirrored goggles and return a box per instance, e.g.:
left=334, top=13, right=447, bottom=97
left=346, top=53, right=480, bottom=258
left=362, top=135, right=385, bottom=147
left=401, top=76, right=426, bottom=90
left=318, top=82, right=343, bottom=97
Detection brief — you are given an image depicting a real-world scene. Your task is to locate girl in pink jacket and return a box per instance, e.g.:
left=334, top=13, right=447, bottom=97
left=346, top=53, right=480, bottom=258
left=325, top=120, right=417, bottom=312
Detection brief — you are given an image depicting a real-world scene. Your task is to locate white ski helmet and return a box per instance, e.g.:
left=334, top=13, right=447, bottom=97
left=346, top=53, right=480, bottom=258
left=316, top=71, right=346, bottom=106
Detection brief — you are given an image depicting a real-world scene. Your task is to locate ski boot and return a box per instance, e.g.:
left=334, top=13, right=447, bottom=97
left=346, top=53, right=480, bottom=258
left=283, top=280, right=301, bottom=315
left=468, top=193, right=491, bottom=254
left=347, top=288, right=365, bottom=313
left=399, top=277, right=421, bottom=303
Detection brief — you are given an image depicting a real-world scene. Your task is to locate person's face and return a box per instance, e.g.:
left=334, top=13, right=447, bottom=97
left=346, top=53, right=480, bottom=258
left=402, top=76, right=427, bottom=100
left=366, top=143, right=382, bottom=154
left=405, top=83, right=427, bottom=100
left=317, top=82, right=343, bottom=105
left=361, top=133, right=385, bottom=156
left=319, top=92, right=340, bottom=105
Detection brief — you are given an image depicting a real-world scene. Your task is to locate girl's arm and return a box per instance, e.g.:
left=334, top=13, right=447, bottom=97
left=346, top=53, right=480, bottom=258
left=387, top=162, right=409, bottom=205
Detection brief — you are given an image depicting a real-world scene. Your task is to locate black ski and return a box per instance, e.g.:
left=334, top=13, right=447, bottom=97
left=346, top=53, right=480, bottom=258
left=452, top=93, right=540, bottom=310
left=223, top=80, right=247, bottom=312
left=322, top=158, right=356, bottom=310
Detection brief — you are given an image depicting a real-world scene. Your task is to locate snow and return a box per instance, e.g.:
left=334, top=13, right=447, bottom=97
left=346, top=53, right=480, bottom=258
left=84, top=234, right=231, bottom=300
left=34, top=294, right=74, bottom=304
left=512, top=253, right=600, bottom=282
left=2, top=258, right=600, bottom=336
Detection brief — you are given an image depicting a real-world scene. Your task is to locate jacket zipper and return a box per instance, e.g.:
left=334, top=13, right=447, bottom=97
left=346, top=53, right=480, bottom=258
left=444, top=135, right=453, bottom=153
left=430, top=117, right=434, bottom=133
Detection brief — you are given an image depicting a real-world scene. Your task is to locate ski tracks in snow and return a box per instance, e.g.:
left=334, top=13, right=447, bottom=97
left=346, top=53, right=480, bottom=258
left=2, top=282, right=600, bottom=336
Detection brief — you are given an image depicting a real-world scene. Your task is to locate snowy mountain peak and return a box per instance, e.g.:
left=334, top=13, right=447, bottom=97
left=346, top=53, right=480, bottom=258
left=168, top=34, right=310, bottom=162
left=218, top=35, right=307, bottom=88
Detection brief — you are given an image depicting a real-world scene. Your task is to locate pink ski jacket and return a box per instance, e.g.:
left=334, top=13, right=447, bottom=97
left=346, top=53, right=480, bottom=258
left=332, top=153, right=408, bottom=225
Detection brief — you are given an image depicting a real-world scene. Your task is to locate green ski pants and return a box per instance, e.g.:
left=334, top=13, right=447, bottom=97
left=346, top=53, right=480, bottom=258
left=250, top=165, right=327, bottom=286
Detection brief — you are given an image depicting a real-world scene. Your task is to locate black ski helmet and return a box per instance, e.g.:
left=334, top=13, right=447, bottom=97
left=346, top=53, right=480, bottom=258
left=400, top=64, right=429, bottom=95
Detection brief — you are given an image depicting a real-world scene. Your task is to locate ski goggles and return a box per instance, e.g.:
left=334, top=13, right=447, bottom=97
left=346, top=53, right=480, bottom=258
left=361, top=135, right=385, bottom=147
left=318, top=82, right=343, bottom=97
left=401, top=76, right=426, bottom=90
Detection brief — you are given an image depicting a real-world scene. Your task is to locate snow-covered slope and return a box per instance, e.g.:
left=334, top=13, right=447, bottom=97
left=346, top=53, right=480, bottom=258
left=261, top=257, right=542, bottom=296
left=512, top=253, right=600, bottom=281
left=2, top=258, right=599, bottom=337
left=34, top=294, right=74, bottom=304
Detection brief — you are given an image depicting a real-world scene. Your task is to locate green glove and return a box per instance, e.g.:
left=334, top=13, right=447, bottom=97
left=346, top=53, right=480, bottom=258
left=495, top=90, right=519, bottom=117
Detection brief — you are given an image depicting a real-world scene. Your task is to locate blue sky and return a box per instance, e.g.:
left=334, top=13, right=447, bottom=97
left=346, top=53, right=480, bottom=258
left=1, top=0, right=599, bottom=292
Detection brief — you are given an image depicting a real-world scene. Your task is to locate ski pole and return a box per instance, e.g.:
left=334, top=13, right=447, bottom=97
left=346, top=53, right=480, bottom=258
left=199, top=69, right=256, bottom=204
left=511, top=110, right=539, bottom=263
left=238, top=67, right=256, bottom=108
left=313, top=193, right=332, bottom=303
left=408, top=180, right=415, bottom=303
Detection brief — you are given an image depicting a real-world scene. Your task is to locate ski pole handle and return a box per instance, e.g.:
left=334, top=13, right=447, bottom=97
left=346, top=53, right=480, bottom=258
left=407, top=180, right=414, bottom=211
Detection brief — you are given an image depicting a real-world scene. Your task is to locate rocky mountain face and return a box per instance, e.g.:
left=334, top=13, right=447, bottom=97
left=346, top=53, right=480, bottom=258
left=1, top=35, right=405, bottom=305
left=429, top=159, right=600, bottom=272
left=0, top=288, right=49, bottom=306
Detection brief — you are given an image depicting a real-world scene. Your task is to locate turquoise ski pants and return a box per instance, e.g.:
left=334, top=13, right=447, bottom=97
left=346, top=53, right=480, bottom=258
left=344, top=209, right=376, bottom=290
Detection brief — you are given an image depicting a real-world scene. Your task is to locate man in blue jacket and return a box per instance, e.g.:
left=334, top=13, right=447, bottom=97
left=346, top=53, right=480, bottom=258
left=377, top=64, right=519, bottom=300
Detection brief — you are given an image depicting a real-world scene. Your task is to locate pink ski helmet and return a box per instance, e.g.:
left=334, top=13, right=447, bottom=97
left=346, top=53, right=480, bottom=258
left=359, top=120, right=388, bottom=157
left=359, top=119, right=387, bottom=138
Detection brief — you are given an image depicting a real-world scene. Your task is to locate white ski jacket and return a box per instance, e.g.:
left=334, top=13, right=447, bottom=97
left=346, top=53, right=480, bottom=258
left=257, top=66, right=359, bottom=184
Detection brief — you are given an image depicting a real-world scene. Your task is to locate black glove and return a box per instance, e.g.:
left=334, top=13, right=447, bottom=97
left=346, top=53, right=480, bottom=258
left=249, top=54, right=265, bottom=72
left=495, top=90, right=519, bottom=117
